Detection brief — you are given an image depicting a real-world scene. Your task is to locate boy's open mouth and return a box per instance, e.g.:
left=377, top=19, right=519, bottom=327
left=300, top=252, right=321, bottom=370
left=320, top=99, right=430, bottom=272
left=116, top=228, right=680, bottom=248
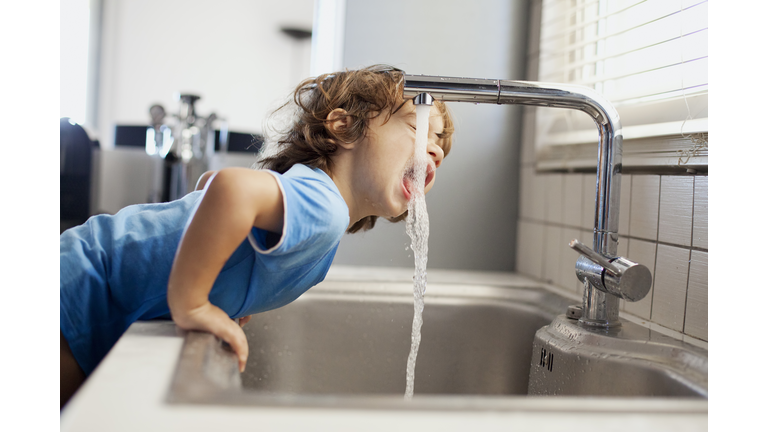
left=402, top=164, right=435, bottom=200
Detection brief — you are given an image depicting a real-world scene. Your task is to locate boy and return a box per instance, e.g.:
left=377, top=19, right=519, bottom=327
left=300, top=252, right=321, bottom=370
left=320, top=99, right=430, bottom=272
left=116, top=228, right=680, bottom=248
left=60, top=65, right=454, bottom=407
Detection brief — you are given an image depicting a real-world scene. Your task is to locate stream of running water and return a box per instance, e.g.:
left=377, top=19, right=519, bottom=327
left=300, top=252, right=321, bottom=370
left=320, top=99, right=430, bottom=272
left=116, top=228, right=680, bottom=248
left=403, top=103, right=432, bottom=400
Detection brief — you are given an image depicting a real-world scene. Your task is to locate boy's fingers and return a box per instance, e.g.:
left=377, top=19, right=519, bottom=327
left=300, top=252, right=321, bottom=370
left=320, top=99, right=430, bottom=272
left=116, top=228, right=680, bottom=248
left=239, top=315, right=252, bottom=327
left=220, top=320, right=249, bottom=373
left=174, top=303, right=249, bottom=373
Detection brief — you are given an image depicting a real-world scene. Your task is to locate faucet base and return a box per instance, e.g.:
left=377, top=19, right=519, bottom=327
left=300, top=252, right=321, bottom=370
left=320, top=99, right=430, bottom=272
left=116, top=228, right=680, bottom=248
left=578, top=317, right=622, bottom=329
left=579, top=280, right=622, bottom=327
left=528, top=315, right=707, bottom=397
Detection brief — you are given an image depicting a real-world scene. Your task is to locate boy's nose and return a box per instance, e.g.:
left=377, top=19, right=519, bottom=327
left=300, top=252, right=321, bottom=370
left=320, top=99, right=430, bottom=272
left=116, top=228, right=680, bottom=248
left=428, top=142, right=444, bottom=168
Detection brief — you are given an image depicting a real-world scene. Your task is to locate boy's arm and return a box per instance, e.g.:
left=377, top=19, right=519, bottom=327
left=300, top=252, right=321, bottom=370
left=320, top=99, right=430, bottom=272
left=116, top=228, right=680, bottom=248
left=167, top=168, right=284, bottom=372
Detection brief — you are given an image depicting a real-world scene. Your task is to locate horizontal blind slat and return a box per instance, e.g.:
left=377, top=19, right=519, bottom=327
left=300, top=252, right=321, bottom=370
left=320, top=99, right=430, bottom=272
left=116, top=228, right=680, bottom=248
left=601, top=57, right=708, bottom=101
left=613, top=83, right=707, bottom=106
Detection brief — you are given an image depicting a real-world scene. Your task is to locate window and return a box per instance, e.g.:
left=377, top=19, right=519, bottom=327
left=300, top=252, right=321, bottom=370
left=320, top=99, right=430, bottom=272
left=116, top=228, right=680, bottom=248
left=535, top=0, right=708, bottom=171
left=60, top=0, right=91, bottom=125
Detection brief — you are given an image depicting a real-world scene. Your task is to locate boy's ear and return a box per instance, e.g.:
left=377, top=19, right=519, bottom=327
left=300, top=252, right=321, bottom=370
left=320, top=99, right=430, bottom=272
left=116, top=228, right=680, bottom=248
left=326, top=108, right=355, bottom=149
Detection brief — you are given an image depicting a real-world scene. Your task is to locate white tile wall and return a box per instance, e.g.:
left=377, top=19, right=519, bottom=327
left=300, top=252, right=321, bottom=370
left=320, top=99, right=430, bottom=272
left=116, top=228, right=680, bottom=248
left=651, top=245, right=691, bottom=332
left=531, top=169, right=547, bottom=221
left=563, top=173, right=583, bottom=228
left=619, top=174, right=632, bottom=236
left=520, top=108, right=537, bottom=165
left=693, top=176, right=708, bottom=249
left=543, top=225, right=562, bottom=284
left=659, top=176, right=694, bottom=247
left=516, top=220, right=544, bottom=279
left=629, top=175, right=660, bottom=241
left=519, top=165, right=534, bottom=220
left=616, top=236, right=629, bottom=260
left=684, top=250, right=708, bottom=340
left=545, top=174, right=564, bottom=224
left=581, top=174, right=596, bottom=230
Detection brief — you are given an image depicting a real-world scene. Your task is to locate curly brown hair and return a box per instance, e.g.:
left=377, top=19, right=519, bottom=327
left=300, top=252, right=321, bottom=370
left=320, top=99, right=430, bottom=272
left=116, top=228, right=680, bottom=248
left=259, top=65, right=454, bottom=233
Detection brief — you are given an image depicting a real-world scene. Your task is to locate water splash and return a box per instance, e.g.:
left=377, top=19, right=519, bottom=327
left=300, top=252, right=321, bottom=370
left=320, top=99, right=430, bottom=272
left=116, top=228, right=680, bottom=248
left=404, top=104, right=432, bottom=400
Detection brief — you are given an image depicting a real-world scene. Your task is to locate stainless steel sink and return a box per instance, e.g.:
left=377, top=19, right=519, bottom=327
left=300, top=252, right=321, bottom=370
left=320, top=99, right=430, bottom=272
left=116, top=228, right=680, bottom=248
left=166, top=273, right=707, bottom=410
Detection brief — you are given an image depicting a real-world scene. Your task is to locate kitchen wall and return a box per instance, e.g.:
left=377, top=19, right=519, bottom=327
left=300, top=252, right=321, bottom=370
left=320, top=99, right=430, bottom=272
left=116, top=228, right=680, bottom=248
left=515, top=0, right=708, bottom=345
left=331, top=0, right=530, bottom=271
left=97, top=0, right=313, bottom=145
left=93, top=0, right=313, bottom=213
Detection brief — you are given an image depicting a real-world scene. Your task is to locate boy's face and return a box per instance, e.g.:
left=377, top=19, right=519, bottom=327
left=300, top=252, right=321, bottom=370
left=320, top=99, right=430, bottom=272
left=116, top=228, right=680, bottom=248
left=353, top=100, right=445, bottom=218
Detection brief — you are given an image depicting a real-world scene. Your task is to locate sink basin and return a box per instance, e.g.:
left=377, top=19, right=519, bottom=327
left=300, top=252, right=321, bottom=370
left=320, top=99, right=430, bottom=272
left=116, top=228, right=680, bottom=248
left=240, top=283, right=564, bottom=396
left=166, top=272, right=707, bottom=410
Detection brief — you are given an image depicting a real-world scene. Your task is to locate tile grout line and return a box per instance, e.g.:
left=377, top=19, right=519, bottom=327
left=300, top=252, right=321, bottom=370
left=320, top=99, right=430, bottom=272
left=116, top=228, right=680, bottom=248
left=682, top=249, right=693, bottom=335
left=560, top=173, right=565, bottom=228
left=681, top=175, right=698, bottom=335
left=517, top=218, right=708, bottom=252
left=622, top=175, right=633, bottom=312
left=649, top=175, right=662, bottom=322
left=626, top=174, right=633, bottom=243
left=539, top=172, right=549, bottom=281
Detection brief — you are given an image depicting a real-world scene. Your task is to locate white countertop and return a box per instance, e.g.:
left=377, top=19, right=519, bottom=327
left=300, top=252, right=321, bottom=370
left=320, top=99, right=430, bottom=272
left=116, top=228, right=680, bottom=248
left=60, top=267, right=707, bottom=431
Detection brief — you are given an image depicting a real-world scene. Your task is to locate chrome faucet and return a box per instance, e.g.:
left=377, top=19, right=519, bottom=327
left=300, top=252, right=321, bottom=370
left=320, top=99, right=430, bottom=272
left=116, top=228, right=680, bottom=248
left=403, top=75, right=652, bottom=328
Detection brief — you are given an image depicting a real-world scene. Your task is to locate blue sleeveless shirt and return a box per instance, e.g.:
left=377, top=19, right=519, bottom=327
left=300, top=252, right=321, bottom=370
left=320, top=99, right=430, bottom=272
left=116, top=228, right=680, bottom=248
left=60, top=164, right=349, bottom=375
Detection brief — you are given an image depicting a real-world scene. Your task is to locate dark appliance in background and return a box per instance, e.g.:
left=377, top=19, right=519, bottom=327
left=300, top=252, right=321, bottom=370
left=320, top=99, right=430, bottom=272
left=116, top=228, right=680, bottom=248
left=214, top=130, right=264, bottom=153
left=114, top=125, right=263, bottom=153
left=60, top=118, right=99, bottom=230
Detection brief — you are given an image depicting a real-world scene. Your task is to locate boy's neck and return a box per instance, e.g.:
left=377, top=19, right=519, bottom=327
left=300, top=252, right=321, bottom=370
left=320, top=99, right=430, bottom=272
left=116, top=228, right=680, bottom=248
left=324, top=153, right=364, bottom=230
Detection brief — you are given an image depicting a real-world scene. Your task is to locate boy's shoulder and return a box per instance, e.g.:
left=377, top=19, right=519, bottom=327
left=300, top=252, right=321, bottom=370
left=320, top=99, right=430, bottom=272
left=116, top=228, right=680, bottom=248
left=280, top=163, right=327, bottom=182
left=277, top=164, right=340, bottom=199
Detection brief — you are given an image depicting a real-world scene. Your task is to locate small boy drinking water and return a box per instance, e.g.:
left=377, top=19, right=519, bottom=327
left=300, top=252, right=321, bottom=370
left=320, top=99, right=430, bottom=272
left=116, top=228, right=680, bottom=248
left=60, top=65, right=454, bottom=407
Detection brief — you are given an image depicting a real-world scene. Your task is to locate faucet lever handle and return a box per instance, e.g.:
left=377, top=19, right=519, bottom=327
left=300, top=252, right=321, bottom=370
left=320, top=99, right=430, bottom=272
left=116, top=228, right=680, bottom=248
left=569, top=239, right=622, bottom=276
left=569, top=239, right=652, bottom=302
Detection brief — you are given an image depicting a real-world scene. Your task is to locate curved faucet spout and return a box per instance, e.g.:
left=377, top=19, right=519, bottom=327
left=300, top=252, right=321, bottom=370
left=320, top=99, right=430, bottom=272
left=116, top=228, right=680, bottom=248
left=404, top=74, right=625, bottom=327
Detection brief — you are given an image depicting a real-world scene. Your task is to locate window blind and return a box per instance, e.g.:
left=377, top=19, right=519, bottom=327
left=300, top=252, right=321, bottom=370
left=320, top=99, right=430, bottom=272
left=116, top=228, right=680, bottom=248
left=536, top=0, right=708, bottom=147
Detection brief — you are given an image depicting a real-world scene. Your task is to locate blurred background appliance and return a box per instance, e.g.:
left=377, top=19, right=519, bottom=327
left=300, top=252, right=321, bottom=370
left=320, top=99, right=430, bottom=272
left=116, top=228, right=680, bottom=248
left=108, top=95, right=264, bottom=208
left=147, top=94, right=227, bottom=202
left=60, top=118, right=99, bottom=231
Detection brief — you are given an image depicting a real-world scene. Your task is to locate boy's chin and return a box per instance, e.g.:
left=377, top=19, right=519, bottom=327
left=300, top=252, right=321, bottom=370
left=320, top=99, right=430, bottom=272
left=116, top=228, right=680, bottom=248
left=387, top=209, right=409, bottom=223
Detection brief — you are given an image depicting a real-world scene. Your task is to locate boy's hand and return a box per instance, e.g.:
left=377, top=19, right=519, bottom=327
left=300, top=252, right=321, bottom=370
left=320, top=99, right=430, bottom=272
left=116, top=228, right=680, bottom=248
left=172, top=302, right=249, bottom=373
left=238, top=315, right=253, bottom=327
